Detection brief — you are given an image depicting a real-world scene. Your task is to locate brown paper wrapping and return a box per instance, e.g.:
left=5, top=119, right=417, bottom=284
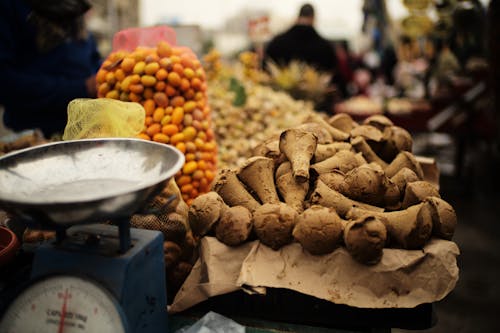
left=168, top=238, right=258, bottom=313
left=169, top=237, right=459, bottom=313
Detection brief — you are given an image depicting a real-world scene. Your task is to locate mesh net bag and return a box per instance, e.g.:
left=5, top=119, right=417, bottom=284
left=96, top=25, right=217, bottom=205
left=112, top=26, right=176, bottom=51
left=130, top=179, right=190, bottom=244
left=62, top=98, right=145, bottom=140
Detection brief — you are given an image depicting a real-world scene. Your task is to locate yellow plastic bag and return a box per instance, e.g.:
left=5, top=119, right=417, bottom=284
left=62, top=98, right=145, bottom=140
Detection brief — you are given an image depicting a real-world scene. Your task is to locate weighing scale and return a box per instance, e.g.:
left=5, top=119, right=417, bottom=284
left=0, top=138, right=185, bottom=333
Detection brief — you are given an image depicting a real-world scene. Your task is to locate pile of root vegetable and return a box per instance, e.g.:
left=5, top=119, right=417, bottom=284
left=209, top=82, right=316, bottom=169
left=188, top=113, right=457, bottom=265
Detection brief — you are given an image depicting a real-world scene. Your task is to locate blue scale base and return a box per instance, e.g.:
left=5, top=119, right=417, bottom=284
left=31, top=224, right=167, bottom=333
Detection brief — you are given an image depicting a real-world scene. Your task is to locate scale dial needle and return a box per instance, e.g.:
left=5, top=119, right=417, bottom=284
left=58, top=289, right=69, bottom=333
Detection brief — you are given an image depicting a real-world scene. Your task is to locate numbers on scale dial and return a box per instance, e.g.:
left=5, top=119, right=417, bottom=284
left=0, top=276, right=127, bottom=333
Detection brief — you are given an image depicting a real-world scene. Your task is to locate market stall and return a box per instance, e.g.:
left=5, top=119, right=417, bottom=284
left=0, top=2, right=476, bottom=330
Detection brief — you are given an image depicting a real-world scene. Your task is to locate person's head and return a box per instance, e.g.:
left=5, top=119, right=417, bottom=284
left=26, top=0, right=92, bottom=52
left=297, top=3, right=315, bottom=25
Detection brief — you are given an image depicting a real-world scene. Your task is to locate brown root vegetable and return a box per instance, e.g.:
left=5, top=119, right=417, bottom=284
left=303, top=114, right=350, bottom=141
left=365, top=162, right=384, bottom=172
left=311, top=150, right=364, bottom=174
left=344, top=166, right=385, bottom=205
left=295, top=122, right=333, bottom=144
left=212, top=168, right=261, bottom=212
left=252, top=138, right=281, bottom=159
left=215, top=206, right=253, bottom=246
left=344, top=166, right=399, bottom=208
left=385, top=151, right=424, bottom=179
left=354, top=152, right=368, bottom=165
left=317, top=170, right=349, bottom=194
left=238, top=157, right=280, bottom=204
left=380, top=126, right=413, bottom=161
left=350, top=125, right=384, bottom=142
left=253, top=203, right=298, bottom=250
left=383, top=179, right=402, bottom=211
left=344, top=215, right=387, bottom=265
left=292, top=205, right=344, bottom=255
left=402, top=181, right=440, bottom=208
left=275, top=161, right=292, bottom=179
left=314, top=142, right=352, bottom=162
left=164, top=241, right=182, bottom=268
left=351, top=136, right=388, bottom=168
left=309, top=180, right=384, bottom=217
left=328, top=113, right=356, bottom=132
left=277, top=171, right=309, bottom=213
left=279, top=129, right=317, bottom=183
left=390, top=167, right=420, bottom=199
left=362, top=115, right=394, bottom=131
left=188, top=192, right=226, bottom=237
left=347, top=202, right=433, bottom=249
left=425, top=196, right=457, bottom=240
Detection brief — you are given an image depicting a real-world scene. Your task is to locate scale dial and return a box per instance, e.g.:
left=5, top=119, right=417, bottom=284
left=0, top=275, right=128, bottom=333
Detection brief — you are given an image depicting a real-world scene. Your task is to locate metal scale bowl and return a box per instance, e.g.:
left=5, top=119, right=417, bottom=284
left=0, top=138, right=185, bottom=333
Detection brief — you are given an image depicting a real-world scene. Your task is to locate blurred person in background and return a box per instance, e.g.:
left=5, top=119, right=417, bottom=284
left=264, top=3, right=338, bottom=111
left=0, top=0, right=101, bottom=138
left=264, top=3, right=337, bottom=73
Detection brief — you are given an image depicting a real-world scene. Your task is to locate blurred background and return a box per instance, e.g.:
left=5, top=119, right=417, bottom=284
left=84, top=0, right=489, bottom=56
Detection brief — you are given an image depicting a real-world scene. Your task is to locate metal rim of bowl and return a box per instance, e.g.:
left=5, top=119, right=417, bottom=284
left=0, top=138, right=185, bottom=205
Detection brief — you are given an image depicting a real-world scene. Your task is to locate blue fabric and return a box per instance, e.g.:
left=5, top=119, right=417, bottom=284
left=0, top=0, right=101, bottom=136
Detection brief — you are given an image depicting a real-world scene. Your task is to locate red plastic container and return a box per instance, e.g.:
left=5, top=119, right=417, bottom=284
left=0, top=226, right=20, bottom=267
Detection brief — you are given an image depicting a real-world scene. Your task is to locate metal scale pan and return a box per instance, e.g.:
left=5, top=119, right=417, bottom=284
left=0, top=138, right=184, bottom=230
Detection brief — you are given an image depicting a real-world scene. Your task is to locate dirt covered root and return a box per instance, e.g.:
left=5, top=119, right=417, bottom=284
left=344, top=215, right=387, bottom=265
left=215, top=205, right=253, bottom=246
left=253, top=203, right=298, bottom=250
left=292, top=205, right=344, bottom=255
left=188, top=191, right=226, bottom=237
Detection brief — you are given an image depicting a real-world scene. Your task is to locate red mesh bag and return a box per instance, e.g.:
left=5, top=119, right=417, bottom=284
left=112, top=25, right=177, bottom=51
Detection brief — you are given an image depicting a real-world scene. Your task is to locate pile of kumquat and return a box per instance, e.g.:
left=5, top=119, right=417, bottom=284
left=96, top=41, right=217, bottom=204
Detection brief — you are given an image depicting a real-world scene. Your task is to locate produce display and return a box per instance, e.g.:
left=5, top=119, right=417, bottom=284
left=265, top=59, right=333, bottom=105
left=334, top=96, right=383, bottom=116
left=209, top=81, right=316, bottom=168
left=187, top=114, right=457, bottom=265
left=203, top=49, right=321, bottom=169
left=96, top=41, right=217, bottom=204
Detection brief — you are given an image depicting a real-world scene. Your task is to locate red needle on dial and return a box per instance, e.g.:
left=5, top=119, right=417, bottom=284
left=58, top=289, right=69, bottom=333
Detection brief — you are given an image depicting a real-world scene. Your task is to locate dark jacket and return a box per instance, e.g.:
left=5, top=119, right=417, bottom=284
left=0, top=0, right=101, bottom=136
left=265, top=24, right=336, bottom=72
